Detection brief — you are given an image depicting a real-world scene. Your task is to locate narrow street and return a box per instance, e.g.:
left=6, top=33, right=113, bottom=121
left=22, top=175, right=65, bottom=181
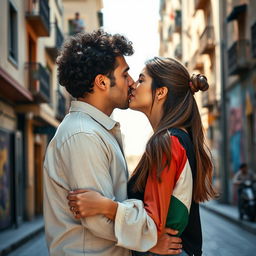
left=201, top=208, right=256, bottom=255
left=6, top=207, right=256, bottom=256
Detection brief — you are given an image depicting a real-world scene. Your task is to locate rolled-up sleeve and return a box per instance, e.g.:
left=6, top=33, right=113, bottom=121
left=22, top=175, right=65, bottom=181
left=114, top=200, right=157, bottom=251
left=60, top=132, right=117, bottom=241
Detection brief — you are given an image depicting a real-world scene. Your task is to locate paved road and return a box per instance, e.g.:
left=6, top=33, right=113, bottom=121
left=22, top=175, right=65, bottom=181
left=201, top=208, right=256, bottom=256
left=7, top=207, right=256, bottom=256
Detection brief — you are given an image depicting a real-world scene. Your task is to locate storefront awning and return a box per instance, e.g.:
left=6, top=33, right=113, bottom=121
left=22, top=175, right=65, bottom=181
left=0, top=67, right=33, bottom=102
left=15, top=105, right=60, bottom=128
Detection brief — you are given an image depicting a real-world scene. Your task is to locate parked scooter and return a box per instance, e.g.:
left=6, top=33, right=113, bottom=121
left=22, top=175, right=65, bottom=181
left=238, top=180, right=256, bottom=221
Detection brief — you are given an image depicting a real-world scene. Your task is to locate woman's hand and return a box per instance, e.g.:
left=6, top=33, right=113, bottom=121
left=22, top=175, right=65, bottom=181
left=67, top=189, right=118, bottom=220
left=67, top=189, right=103, bottom=219
left=149, top=228, right=182, bottom=255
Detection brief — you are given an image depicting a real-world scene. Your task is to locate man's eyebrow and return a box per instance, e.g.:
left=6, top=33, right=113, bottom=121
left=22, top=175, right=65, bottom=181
left=139, top=73, right=145, bottom=78
left=122, top=66, right=130, bottom=73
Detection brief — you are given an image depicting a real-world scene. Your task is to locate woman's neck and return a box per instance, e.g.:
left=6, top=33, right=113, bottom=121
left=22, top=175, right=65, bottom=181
left=148, top=109, right=163, bottom=132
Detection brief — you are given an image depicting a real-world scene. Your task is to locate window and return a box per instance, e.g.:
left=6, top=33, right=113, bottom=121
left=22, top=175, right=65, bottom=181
left=46, top=64, right=53, bottom=105
left=8, top=1, right=18, bottom=64
left=97, top=11, right=103, bottom=27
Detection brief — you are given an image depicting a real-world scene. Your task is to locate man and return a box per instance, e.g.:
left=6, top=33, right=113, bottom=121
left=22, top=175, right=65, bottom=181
left=72, top=12, right=85, bottom=34
left=44, top=30, right=182, bottom=255
left=233, top=163, right=254, bottom=186
left=233, top=163, right=255, bottom=219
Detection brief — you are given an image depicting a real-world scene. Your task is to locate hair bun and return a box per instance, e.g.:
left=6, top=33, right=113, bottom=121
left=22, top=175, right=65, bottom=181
left=189, top=74, right=209, bottom=94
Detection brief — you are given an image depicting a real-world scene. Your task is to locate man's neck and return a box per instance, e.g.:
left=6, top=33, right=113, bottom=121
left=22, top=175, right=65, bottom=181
left=77, top=97, right=113, bottom=116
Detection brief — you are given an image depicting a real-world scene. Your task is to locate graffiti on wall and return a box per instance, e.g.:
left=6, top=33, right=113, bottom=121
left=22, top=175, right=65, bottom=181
left=0, top=129, right=11, bottom=229
left=228, top=86, right=244, bottom=174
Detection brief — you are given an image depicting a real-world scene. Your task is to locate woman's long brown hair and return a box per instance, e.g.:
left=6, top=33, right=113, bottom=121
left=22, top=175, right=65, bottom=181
left=131, top=57, right=216, bottom=202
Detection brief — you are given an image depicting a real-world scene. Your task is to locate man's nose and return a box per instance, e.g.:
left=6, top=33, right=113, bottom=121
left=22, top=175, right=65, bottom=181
left=128, top=77, right=136, bottom=89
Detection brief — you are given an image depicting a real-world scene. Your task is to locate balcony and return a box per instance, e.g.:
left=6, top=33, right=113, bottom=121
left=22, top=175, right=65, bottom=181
left=194, top=0, right=207, bottom=10
left=251, top=22, right=256, bottom=58
left=27, top=63, right=50, bottom=103
left=199, top=26, right=215, bottom=54
left=174, top=44, right=182, bottom=59
left=228, top=40, right=250, bottom=75
left=46, top=24, right=64, bottom=60
left=174, top=10, right=181, bottom=33
left=167, top=25, right=173, bottom=42
left=56, top=90, right=66, bottom=120
left=188, top=50, right=203, bottom=72
left=227, top=4, right=247, bottom=22
left=202, top=84, right=215, bottom=108
left=26, top=0, right=50, bottom=37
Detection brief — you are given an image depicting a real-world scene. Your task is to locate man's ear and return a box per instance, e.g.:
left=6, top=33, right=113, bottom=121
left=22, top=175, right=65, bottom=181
left=156, top=86, right=168, bottom=100
left=94, top=74, right=109, bottom=90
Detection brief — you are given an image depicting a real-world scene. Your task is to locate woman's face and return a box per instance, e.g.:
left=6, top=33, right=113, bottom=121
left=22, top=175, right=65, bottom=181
left=129, top=68, right=153, bottom=115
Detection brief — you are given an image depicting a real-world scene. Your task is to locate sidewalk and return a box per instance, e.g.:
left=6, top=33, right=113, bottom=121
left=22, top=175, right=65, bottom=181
left=201, top=200, right=256, bottom=235
left=0, top=217, right=44, bottom=256
left=1, top=203, right=255, bottom=255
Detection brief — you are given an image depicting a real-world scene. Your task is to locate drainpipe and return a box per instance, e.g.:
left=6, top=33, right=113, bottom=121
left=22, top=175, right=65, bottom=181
left=219, top=0, right=229, bottom=203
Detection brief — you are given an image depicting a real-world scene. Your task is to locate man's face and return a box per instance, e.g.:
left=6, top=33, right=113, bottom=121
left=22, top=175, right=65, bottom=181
left=108, top=56, right=134, bottom=109
left=241, top=166, right=248, bottom=174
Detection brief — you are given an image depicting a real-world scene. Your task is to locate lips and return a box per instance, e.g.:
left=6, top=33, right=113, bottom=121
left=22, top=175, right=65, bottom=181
left=128, top=88, right=135, bottom=103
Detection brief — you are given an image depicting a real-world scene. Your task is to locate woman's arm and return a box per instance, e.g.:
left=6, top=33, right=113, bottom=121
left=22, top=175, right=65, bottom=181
left=67, top=189, right=117, bottom=220
left=67, top=190, right=182, bottom=254
left=145, top=135, right=191, bottom=238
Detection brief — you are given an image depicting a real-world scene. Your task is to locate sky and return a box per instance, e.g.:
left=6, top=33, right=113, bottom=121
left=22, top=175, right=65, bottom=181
left=103, top=0, right=160, bottom=156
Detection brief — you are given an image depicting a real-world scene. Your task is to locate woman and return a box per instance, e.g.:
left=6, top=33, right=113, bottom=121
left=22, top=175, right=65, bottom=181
left=67, top=57, right=216, bottom=256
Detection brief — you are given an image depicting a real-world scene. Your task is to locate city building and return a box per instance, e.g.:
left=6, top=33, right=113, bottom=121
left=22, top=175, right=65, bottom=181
left=225, top=0, right=256, bottom=202
left=158, top=0, right=256, bottom=204
left=0, top=0, right=65, bottom=230
left=0, top=0, right=103, bottom=234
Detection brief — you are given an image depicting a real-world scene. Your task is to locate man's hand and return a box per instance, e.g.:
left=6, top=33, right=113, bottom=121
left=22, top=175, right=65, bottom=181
left=149, top=228, right=182, bottom=255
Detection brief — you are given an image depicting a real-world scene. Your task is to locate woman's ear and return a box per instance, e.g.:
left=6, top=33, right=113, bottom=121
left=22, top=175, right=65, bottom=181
left=94, top=74, right=109, bottom=90
left=156, top=87, right=168, bottom=100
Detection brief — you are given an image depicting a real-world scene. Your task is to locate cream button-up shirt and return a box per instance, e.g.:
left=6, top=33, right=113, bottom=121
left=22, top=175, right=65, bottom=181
left=44, top=101, right=157, bottom=256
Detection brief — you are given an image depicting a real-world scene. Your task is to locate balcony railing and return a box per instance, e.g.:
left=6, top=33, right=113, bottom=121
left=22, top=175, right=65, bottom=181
left=26, top=0, right=50, bottom=36
left=27, top=63, right=50, bottom=103
left=202, top=84, right=215, bottom=108
left=251, top=22, right=256, bottom=58
left=46, top=23, right=64, bottom=60
left=174, top=10, right=181, bottom=33
left=167, top=25, right=173, bottom=42
left=56, top=25, right=63, bottom=49
left=228, top=40, right=250, bottom=75
left=194, top=0, right=207, bottom=10
left=56, top=90, right=66, bottom=120
left=199, top=26, right=215, bottom=54
left=188, top=50, right=203, bottom=72
left=174, top=44, right=182, bottom=59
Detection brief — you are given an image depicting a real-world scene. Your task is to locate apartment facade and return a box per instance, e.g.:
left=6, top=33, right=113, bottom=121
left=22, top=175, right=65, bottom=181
left=0, top=0, right=67, bottom=231
left=225, top=0, right=256, bottom=202
left=159, top=0, right=256, bottom=204
left=159, top=0, right=222, bottom=193
left=62, top=0, right=103, bottom=36
left=159, top=0, right=182, bottom=61
left=0, top=0, right=103, bottom=233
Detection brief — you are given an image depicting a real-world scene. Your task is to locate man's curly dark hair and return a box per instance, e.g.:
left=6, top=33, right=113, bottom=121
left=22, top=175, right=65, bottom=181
left=56, top=30, right=134, bottom=98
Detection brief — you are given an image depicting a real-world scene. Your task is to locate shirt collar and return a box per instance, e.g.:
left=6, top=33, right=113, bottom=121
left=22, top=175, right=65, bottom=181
left=69, top=101, right=117, bottom=130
